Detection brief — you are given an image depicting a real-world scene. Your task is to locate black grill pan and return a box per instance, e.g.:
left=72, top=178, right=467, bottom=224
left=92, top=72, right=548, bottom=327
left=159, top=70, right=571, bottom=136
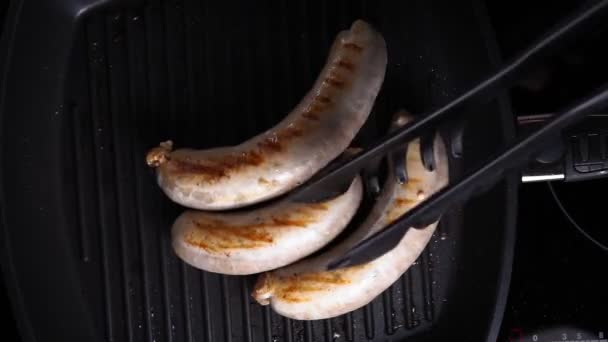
left=0, top=0, right=517, bottom=341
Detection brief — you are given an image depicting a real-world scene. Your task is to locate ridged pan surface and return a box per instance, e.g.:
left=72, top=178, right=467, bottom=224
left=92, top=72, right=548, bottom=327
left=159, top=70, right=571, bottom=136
left=48, top=0, right=516, bottom=341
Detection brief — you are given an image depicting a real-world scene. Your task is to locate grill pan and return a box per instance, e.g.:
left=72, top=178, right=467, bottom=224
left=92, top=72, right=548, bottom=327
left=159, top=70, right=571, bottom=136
left=0, top=0, right=517, bottom=341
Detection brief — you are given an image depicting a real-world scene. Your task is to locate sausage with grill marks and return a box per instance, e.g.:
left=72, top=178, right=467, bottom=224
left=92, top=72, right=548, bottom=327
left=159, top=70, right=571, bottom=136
left=146, top=20, right=386, bottom=210
left=252, top=112, right=449, bottom=320
left=171, top=176, right=363, bottom=275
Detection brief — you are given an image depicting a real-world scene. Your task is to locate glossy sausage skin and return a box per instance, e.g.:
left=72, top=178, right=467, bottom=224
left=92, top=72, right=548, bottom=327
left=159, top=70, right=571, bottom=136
left=172, top=176, right=363, bottom=275
left=252, top=113, right=449, bottom=320
left=146, top=20, right=387, bottom=210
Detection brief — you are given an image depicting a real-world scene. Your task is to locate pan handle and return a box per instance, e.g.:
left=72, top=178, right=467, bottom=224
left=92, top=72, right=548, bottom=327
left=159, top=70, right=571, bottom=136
left=519, top=114, right=608, bottom=182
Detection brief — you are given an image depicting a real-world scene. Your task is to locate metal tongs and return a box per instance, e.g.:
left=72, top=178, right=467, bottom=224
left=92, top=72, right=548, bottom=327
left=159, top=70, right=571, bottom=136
left=286, top=0, right=608, bottom=269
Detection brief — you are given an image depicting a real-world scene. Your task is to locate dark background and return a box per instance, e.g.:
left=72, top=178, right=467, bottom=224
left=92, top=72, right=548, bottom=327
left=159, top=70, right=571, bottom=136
left=488, top=0, right=608, bottom=340
left=1, top=0, right=607, bottom=341
left=1, top=2, right=21, bottom=340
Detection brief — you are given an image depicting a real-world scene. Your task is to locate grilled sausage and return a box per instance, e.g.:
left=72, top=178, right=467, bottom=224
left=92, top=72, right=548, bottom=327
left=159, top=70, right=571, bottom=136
left=252, top=112, right=449, bottom=320
left=146, top=20, right=387, bottom=210
left=172, top=176, right=363, bottom=275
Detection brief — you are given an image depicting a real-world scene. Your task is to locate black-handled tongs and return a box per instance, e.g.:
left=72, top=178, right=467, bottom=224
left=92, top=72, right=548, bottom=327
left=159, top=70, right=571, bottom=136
left=285, top=0, right=608, bottom=269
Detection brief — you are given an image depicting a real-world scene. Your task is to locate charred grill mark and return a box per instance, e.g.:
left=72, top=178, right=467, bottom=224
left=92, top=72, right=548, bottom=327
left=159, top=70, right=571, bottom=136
left=172, top=124, right=305, bottom=181
left=309, top=103, right=325, bottom=113
left=297, top=272, right=350, bottom=284
left=317, top=95, right=331, bottom=104
left=171, top=150, right=265, bottom=181
left=302, top=112, right=320, bottom=121
left=326, top=76, right=345, bottom=88
left=184, top=232, right=215, bottom=251
left=284, top=284, right=326, bottom=293
left=302, top=95, right=334, bottom=121
left=308, top=202, right=329, bottom=210
left=258, top=125, right=305, bottom=152
left=240, top=151, right=264, bottom=164
left=288, top=202, right=328, bottom=215
left=173, top=160, right=228, bottom=178
left=185, top=227, right=270, bottom=252
left=184, top=229, right=269, bottom=253
left=291, top=205, right=323, bottom=217
left=401, top=177, right=421, bottom=187
left=279, top=293, right=309, bottom=303
left=385, top=197, right=418, bottom=223
left=184, top=202, right=327, bottom=252
left=290, top=206, right=307, bottom=215
left=228, top=228, right=274, bottom=243
left=187, top=219, right=274, bottom=250
left=278, top=125, right=304, bottom=140
left=343, top=42, right=363, bottom=52
left=192, top=217, right=312, bottom=234
left=271, top=217, right=310, bottom=228
left=258, top=137, right=283, bottom=152
left=337, top=58, right=355, bottom=71
left=185, top=237, right=263, bottom=252
left=274, top=270, right=356, bottom=302
left=395, top=198, right=416, bottom=206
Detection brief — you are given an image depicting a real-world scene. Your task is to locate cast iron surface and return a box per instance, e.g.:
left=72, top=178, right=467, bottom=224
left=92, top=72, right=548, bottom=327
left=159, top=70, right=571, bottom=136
left=0, top=0, right=516, bottom=341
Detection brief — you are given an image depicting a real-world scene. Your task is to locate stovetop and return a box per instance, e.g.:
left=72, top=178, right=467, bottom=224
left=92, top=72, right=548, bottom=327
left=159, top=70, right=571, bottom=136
left=499, top=181, right=608, bottom=341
